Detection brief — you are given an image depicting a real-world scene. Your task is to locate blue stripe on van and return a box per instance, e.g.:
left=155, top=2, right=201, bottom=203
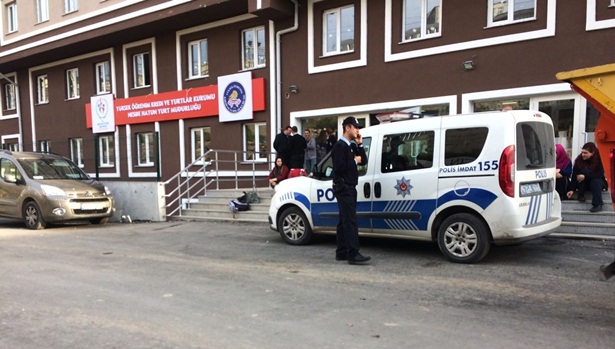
left=437, top=188, right=498, bottom=210
left=525, top=192, right=553, bottom=225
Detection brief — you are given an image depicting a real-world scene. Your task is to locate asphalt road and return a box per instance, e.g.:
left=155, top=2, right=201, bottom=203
left=1, top=220, right=614, bottom=349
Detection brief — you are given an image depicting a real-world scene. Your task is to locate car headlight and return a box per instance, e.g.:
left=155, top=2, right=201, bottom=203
left=104, top=186, right=112, bottom=196
left=40, top=184, right=67, bottom=197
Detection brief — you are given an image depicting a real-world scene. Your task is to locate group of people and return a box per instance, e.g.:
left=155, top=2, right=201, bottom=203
left=556, top=142, right=607, bottom=212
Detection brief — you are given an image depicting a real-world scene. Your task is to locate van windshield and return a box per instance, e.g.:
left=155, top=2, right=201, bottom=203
left=516, top=122, right=555, bottom=170
left=18, top=157, right=90, bottom=180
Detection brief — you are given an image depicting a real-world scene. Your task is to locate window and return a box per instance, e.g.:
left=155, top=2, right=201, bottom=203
left=133, top=53, right=151, bottom=88
left=64, top=0, right=78, bottom=14
left=39, top=140, right=51, bottom=153
left=444, top=128, right=489, bottom=166
left=323, top=5, right=354, bottom=55
left=4, top=83, right=16, bottom=111
left=96, top=61, right=111, bottom=94
left=242, top=27, right=266, bottom=69
left=99, top=135, right=114, bottom=167
left=137, top=132, right=155, bottom=166
left=36, top=0, right=49, bottom=23
left=244, top=123, right=267, bottom=161
left=70, top=138, right=83, bottom=167
left=0, top=158, right=21, bottom=183
left=472, top=98, right=529, bottom=112
left=191, top=127, right=211, bottom=163
left=66, top=68, right=79, bottom=99
left=189, top=39, right=209, bottom=78
left=403, top=0, right=441, bottom=41
left=488, top=0, right=535, bottom=26
left=382, top=131, right=434, bottom=173
left=7, top=2, right=17, bottom=33
left=37, top=75, right=49, bottom=104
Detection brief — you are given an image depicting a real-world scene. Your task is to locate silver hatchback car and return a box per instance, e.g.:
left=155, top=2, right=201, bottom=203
left=0, top=150, right=115, bottom=229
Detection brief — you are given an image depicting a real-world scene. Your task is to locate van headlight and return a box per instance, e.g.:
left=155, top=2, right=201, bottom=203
left=41, top=184, right=67, bottom=197
left=104, top=186, right=112, bottom=196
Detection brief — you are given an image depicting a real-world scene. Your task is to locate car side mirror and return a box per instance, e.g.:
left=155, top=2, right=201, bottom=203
left=3, top=173, right=17, bottom=183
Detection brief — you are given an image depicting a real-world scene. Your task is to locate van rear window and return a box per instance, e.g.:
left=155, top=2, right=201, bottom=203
left=444, top=127, right=489, bottom=166
left=516, top=122, right=555, bottom=170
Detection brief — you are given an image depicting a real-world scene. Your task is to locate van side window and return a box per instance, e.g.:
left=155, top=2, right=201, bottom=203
left=0, top=158, right=21, bottom=183
left=382, top=131, right=434, bottom=173
left=317, top=136, right=371, bottom=179
left=444, top=128, right=489, bottom=166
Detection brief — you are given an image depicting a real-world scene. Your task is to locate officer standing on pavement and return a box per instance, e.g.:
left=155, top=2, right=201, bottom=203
left=331, top=116, right=370, bottom=264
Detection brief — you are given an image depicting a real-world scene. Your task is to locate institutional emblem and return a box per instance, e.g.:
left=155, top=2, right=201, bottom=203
left=223, top=81, right=246, bottom=113
left=95, top=97, right=109, bottom=119
left=394, top=176, right=413, bottom=198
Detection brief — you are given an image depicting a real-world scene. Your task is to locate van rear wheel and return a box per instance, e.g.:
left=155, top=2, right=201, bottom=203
left=437, top=213, right=491, bottom=264
left=278, top=207, right=313, bottom=245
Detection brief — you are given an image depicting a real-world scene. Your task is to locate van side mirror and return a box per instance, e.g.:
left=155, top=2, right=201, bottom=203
left=3, top=173, right=17, bottom=183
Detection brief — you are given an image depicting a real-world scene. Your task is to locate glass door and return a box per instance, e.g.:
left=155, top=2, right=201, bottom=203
left=531, top=93, right=582, bottom=159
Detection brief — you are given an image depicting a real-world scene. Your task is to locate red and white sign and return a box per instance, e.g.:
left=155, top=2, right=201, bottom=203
left=86, top=78, right=266, bottom=128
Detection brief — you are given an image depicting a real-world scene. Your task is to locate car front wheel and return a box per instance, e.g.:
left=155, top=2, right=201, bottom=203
left=278, top=207, right=313, bottom=245
left=437, top=213, right=491, bottom=264
left=23, top=201, right=47, bottom=230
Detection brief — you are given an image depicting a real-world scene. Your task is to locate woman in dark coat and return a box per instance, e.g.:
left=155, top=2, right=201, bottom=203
left=566, top=142, right=605, bottom=212
left=268, top=156, right=289, bottom=188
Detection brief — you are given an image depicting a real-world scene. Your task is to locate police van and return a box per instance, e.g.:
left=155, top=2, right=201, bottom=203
left=268, top=110, right=562, bottom=263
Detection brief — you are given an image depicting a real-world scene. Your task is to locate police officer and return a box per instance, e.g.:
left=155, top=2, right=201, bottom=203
left=331, top=116, right=370, bottom=264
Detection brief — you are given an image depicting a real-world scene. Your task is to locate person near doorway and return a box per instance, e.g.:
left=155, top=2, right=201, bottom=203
left=304, top=129, right=317, bottom=173
left=289, top=126, right=306, bottom=169
left=325, top=127, right=337, bottom=153
left=273, top=126, right=292, bottom=166
left=331, top=116, right=370, bottom=265
left=566, top=142, right=605, bottom=212
left=555, top=144, right=572, bottom=199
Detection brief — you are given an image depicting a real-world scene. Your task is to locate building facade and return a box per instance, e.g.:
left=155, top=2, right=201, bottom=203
left=1, top=1, right=614, bottom=203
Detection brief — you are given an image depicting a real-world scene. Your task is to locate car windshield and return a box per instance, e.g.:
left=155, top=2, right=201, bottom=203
left=17, top=157, right=90, bottom=180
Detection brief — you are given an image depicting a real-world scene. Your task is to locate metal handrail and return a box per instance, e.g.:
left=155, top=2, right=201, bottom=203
left=163, top=150, right=274, bottom=217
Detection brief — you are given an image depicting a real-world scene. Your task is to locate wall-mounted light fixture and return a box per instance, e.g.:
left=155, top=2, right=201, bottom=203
left=289, top=85, right=299, bottom=94
left=462, top=60, right=475, bottom=71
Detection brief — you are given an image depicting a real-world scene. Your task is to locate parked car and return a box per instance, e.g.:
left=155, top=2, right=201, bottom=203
left=0, top=150, right=115, bottom=229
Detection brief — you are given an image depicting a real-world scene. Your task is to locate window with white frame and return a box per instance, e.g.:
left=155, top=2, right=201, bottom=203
left=6, top=2, right=17, bottom=33
left=99, top=135, right=115, bottom=167
left=39, top=140, right=51, bottom=153
left=4, top=83, right=16, bottom=111
left=7, top=143, right=18, bottom=151
left=488, top=0, right=535, bottom=26
left=66, top=68, right=79, bottom=99
left=242, top=27, right=266, bottom=69
left=244, top=123, right=267, bottom=161
left=70, top=138, right=84, bottom=167
left=133, top=53, right=151, bottom=88
left=191, top=127, right=211, bottom=163
left=611, top=0, right=615, bottom=7
left=64, top=0, right=78, bottom=14
left=137, top=132, right=155, bottom=166
left=37, top=0, right=49, bottom=23
left=189, top=39, right=209, bottom=78
left=37, top=75, right=49, bottom=104
left=323, top=5, right=355, bottom=55
left=404, top=0, right=441, bottom=41
left=96, top=61, right=111, bottom=94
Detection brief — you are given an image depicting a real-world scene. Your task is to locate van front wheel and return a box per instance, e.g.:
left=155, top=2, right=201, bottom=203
left=23, top=201, right=47, bottom=230
left=437, top=213, right=491, bottom=264
left=278, top=207, right=313, bottom=245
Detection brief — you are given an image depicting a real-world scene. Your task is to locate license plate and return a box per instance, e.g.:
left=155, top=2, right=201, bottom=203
left=81, top=202, right=105, bottom=210
left=520, top=182, right=542, bottom=196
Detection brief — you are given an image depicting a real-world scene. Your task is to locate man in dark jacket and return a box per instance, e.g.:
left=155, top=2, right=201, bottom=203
left=289, top=126, right=306, bottom=169
left=273, top=126, right=291, bottom=166
left=331, top=116, right=369, bottom=265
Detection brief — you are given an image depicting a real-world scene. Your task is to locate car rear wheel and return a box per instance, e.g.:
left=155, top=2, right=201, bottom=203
left=89, top=217, right=109, bottom=225
left=437, top=213, right=491, bottom=264
left=23, top=201, right=47, bottom=230
left=278, top=207, right=313, bottom=245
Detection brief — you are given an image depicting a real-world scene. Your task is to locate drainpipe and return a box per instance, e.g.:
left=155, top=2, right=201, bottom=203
left=272, top=0, right=299, bottom=162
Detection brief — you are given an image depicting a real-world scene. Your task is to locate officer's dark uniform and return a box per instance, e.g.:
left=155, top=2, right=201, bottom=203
left=331, top=117, right=369, bottom=264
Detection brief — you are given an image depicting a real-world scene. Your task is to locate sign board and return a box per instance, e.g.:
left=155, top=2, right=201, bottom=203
left=217, top=72, right=254, bottom=123
left=90, top=94, right=115, bottom=133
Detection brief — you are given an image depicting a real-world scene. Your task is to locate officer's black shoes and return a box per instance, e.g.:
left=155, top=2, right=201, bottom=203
left=590, top=205, right=603, bottom=213
left=335, top=254, right=348, bottom=261
left=348, top=253, right=371, bottom=265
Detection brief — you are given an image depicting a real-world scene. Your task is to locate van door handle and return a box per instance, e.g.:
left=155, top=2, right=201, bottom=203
left=363, top=182, right=370, bottom=198
left=374, top=182, right=381, bottom=198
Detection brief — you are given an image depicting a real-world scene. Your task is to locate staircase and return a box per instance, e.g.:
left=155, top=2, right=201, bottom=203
left=171, top=189, right=615, bottom=239
left=555, top=191, right=615, bottom=238
left=170, top=188, right=272, bottom=224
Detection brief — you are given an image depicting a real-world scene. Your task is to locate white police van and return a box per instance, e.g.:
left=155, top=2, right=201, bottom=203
left=268, top=110, right=562, bottom=263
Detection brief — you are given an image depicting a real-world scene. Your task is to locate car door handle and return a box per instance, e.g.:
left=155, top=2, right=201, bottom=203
left=374, top=182, right=381, bottom=198
left=363, top=182, right=370, bottom=198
